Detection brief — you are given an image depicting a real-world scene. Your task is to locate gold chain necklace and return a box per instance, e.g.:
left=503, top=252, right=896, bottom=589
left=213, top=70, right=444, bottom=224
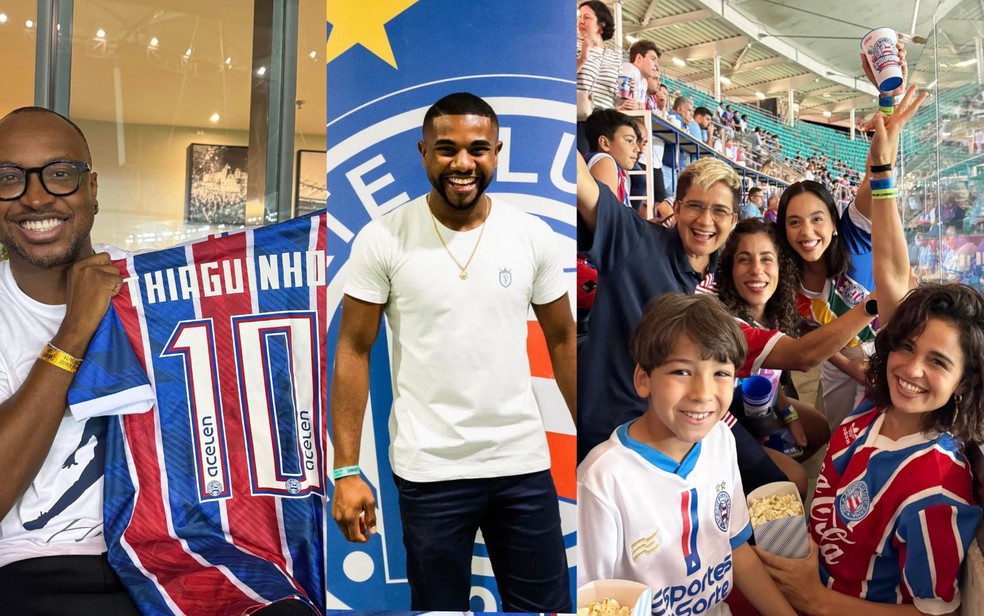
left=428, top=194, right=489, bottom=280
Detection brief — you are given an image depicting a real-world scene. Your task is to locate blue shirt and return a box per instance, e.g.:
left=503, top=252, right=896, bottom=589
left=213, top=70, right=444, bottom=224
left=577, top=181, right=718, bottom=460
left=739, top=202, right=762, bottom=220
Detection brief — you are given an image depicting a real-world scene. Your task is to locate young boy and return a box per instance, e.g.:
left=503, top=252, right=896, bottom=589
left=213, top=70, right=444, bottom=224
left=577, top=293, right=795, bottom=616
left=584, top=108, right=640, bottom=207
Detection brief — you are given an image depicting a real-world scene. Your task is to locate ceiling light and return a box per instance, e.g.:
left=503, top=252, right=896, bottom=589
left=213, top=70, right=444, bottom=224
left=25, top=19, right=33, bottom=28
left=149, top=36, right=159, bottom=47
left=823, top=111, right=832, bottom=117
left=822, top=92, right=831, bottom=97
left=755, top=91, right=766, bottom=100
left=719, top=76, right=731, bottom=85
left=256, top=66, right=267, bottom=76
left=308, top=50, right=317, bottom=59
left=185, top=47, right=192, bottom=57
left=625, top=35, right=638, bottom=44
left=96, top=28, right=106, bottom=38
left=955, top=58, right=978, bottom=68
left=0, top=14, right=7, bottom=24
left=672, top=57, right=686, bottom=67
left=225, top=56, right=232, bottom=65
left=209, top=113, right=220, bottom=123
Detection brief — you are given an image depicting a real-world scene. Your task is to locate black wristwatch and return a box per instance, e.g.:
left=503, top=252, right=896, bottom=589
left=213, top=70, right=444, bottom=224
left=863, top=298, right=878, bottom=316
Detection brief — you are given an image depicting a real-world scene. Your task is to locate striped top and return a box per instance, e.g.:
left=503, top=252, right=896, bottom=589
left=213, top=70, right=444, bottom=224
left=577, top=40, right=621, bottom=110
left=811, top=403, right=980, bottom=612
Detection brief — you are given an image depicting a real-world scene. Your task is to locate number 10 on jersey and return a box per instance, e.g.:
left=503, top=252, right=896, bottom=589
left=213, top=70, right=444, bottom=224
left=162, top=311, right=323, bottom=501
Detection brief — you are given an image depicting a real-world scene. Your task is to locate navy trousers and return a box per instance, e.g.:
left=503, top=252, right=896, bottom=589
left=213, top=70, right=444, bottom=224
left=394, top=469, right=571, bottom=612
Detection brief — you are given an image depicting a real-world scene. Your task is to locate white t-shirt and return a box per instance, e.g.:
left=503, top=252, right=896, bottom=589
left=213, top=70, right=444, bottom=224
left=345, top=195, right=566, bottom=481
left=0, top=260, right=107, bottom=567
left=619, top=62, right=648, bottom=104
left=578, top=420, right=750, bottom=616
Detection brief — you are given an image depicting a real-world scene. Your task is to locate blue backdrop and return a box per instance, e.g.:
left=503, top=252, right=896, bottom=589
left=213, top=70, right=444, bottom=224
left=326, top=1, right=576, bottom=610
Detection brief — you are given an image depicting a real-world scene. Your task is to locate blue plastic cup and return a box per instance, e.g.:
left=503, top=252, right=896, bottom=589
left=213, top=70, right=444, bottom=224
left=741, top=375, right=773, bottom=417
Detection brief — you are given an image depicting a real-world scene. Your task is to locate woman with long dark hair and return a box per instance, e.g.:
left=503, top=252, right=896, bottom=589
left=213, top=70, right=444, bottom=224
left=717, top=219, right=875, bottom=494
left=757, top=85, right=981, bottom=615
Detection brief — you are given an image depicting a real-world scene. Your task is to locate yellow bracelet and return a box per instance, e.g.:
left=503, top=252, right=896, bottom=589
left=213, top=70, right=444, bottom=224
left=39, top=343, right=82, bottom=374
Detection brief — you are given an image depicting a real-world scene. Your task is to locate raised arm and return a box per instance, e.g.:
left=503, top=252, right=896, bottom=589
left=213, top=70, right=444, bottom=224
left=330, top=294, right=385, bottom=543
left=532, top=294, right=576, bottom=422
left=855, top=41, right=909, bottom=222
left=0, top=253, right=121, bottom=518
left=758, top=300, right=875, bottom=372
left=576, top=152, right=601, bottom=232
left=868, top=87, right=927, bottom=324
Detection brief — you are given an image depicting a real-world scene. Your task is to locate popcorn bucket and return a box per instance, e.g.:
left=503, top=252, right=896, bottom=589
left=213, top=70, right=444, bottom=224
left=577, top=579, right=652, bottom=616
left=747, top=481, right=809, bottom=559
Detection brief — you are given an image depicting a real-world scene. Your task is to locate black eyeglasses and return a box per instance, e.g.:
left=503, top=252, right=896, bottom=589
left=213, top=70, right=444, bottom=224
left=0, top=160, right=92, bottom=201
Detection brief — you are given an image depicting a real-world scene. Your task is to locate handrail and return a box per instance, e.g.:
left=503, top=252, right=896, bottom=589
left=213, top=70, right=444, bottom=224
left=621, top=109, right=789, bottom=213
left=662, top=75, right=870, bottom=175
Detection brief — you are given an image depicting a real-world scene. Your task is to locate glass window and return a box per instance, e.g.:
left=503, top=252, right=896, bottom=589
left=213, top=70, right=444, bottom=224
left=902, top=0, right=984, bottom=291
left=70, top=0, right=256, bottom=250
left=293, top=0, right=326, bottom=217
left=0, top=2, right=37, bottom=115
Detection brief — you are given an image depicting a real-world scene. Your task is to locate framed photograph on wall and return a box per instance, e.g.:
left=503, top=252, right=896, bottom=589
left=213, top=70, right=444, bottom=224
left=186, top=143, right=248, bottom=224
left=295, top=150, right=326, bottom=216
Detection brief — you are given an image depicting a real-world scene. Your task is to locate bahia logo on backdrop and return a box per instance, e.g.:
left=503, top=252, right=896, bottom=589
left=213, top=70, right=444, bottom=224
left=325, top=0, right=576, bottom=611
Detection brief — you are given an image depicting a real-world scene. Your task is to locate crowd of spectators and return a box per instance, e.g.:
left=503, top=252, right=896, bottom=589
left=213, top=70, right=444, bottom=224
left=576, top=20, right=984, bottom=615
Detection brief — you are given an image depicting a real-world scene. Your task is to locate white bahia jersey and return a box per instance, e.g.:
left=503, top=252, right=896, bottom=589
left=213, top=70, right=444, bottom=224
left=578, top=420, right=751, bottom=616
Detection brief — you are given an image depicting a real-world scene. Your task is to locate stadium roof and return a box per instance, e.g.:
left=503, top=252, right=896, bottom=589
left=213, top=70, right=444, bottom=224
left=616, top=0, right=979, bottom=125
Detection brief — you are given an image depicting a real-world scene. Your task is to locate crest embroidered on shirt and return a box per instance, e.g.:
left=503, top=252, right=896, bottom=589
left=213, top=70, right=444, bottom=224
left=714, top=488, right=731, bottom=532
left=838, top=479, right=871, bottom=522
left=631, top=528, right=662, bottom=560
left=836, top=278, right=866, bottom=307
left=499, top=268, right=512, bottom=287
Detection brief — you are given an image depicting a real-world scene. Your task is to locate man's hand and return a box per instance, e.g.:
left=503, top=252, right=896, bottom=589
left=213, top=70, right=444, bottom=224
left=331, top=475, right=377, bottom=543
left=55, top=252, right=123, bottom=356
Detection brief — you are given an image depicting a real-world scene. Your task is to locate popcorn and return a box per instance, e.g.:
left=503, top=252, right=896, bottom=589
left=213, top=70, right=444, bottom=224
left=748, top=493, right=805, bottom=528
left=577, top=580, right=651, bottom=616
left=577, top=598, right=632, bottom=616
left=746, top=481, right=809, bottom=558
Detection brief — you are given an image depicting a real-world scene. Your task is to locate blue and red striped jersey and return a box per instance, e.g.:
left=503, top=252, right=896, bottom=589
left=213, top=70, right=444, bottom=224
left=69, top=212, right=328, bottom=615
left=810, top=401, right=980, bottom=611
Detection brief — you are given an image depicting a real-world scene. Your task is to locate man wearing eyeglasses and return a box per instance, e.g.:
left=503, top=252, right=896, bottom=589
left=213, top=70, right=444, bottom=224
left=0, top=107, right=136, bottom=613
left=576, top=154, right=741, bottom=461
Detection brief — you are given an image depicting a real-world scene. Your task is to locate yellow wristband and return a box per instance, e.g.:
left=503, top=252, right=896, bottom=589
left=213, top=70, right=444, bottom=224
left=39, top=343, right=82, bottom=374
